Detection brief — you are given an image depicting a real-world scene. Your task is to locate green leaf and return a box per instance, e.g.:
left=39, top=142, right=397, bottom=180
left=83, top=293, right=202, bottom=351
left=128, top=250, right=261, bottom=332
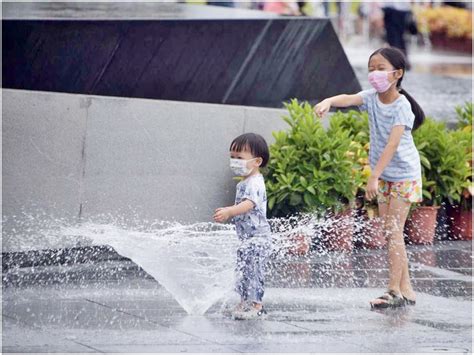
left=268, top=196, right=275, bottom=210
left=420, top=155, right=431, bottom=169
left=299, top=176, right=308, bottom=187
left=289, top=193, right=302, bottom=206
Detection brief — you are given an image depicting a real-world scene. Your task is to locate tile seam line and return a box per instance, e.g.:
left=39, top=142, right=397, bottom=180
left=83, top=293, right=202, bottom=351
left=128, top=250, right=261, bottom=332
left=78, top=97, right=90, bottom=221
left=280, top=320, right=315, bottom=332
left=84, top=298, right=244, bottom=352
left=71, top=340, right=105, bottom=353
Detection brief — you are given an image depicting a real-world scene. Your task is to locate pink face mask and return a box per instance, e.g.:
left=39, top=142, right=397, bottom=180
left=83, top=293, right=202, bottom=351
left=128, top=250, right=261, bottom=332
left=368, top=70, right=397, bottom=93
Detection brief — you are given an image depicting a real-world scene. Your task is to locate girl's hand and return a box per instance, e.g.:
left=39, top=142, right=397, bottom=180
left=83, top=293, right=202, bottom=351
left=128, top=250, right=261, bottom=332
left=365, top=175, right=379, bottom=201
left=213, top=207, right=231, bottom=223
left=314, top=99, right=331, bottom=118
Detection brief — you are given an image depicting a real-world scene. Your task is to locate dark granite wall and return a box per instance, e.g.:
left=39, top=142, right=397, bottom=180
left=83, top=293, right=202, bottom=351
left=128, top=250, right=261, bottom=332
left=3, top=18, right=360, bottom=107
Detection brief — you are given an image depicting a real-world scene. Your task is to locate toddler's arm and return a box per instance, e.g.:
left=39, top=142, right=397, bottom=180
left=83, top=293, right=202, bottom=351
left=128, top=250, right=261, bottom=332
left=314, top=94, right=363, bottom=118
left=213, top=200, right=254, bottom=223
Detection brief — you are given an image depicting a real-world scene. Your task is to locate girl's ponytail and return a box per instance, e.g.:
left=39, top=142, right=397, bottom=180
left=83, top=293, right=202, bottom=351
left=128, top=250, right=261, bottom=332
left=399, top=88, right=425, bottom=130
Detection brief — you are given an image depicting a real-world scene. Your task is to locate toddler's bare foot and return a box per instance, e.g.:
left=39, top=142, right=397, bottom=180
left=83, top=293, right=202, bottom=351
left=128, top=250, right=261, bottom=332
left=234, top=301, right=247, bottom=312
left=233, top=302, right=267, bottom=320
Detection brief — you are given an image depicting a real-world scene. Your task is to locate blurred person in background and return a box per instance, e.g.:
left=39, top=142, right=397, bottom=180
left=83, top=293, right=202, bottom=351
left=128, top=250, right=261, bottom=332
left=207, top=1, right=234, bottom=7
left=297, top=1, right=307, bottom=16
left=336, top=1, right=350, bottom=40
left=263, top=1, right=301, bottom=16
left=358, top=2, right=385, bottom=42
left=382, top=2, right=413, bottom=69
left=442, top=1, right=468, bottom=9
left=322, top=0, right=329, bottom=17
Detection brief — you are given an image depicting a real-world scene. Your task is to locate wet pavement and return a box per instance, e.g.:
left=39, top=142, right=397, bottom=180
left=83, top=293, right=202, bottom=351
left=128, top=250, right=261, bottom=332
left=3, top=240, right=472, bottom=353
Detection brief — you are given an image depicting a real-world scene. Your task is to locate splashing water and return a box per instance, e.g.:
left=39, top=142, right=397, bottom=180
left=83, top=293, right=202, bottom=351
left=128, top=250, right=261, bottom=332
left=5, top=208, right=453, bottom=315
left=3, top=210, right=373, bottom=314
left=53, top=213, right=321, bottom=315
left=61, top=222, right=239, bottom=315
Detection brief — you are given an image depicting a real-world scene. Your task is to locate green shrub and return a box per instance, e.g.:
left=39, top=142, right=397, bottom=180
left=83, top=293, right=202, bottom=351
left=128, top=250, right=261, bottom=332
left=266, top=101, right=472, bottom=216
left=266, top=100, right=361, bottom=217
left=327, top=110, right=370, bottom=146
left=327, top=110, right=371, bottom=193
left=455, top=102, right=472, bottom=130
left=450, top=113, right=473, bottom=210
left=413, top=118, right=471, bottom=206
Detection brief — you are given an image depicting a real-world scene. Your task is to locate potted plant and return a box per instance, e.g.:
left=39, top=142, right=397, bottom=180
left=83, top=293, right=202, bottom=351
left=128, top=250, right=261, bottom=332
left=268, top=215, right=312, bottom=256
left=356, top=197, right=386, bottom=249
left=407, top=117, right=471, bottom=244
left=416, top=5, right=472, bottom=53
left=447, top=103, right=472, bottom=240
left=449, top=186, right=473, bottom=240
left=266, top=100, right=362, bottom=252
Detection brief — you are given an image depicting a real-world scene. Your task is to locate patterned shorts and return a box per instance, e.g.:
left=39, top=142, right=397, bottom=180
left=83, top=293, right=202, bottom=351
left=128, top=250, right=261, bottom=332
left=378, top=179, right=423, bottom=204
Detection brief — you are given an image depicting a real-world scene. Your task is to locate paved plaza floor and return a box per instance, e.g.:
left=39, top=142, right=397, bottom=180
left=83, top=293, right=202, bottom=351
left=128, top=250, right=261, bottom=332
left=2, top=240, right=472, bottom=353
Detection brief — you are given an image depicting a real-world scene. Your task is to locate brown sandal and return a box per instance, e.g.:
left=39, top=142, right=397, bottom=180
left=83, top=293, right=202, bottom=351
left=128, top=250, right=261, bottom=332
left=403, top=296, right=416, bottom=306
left=370, top=290, right=405, bottom=309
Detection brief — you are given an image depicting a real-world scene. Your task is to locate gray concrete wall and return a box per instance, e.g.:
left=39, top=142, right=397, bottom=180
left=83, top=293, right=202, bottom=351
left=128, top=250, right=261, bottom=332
left=3, top=89, right=289, bottom=251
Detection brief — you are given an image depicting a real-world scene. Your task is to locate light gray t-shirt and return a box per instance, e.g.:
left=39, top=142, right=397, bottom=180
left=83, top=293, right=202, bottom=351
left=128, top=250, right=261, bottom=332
left=358, top=88, right=422, bottom=182
left=233, top=174, right=271, bottom=239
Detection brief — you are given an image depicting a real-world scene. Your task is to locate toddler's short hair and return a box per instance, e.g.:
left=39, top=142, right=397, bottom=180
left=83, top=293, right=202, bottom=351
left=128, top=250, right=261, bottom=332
left=230, top=133, right=270, bottom=167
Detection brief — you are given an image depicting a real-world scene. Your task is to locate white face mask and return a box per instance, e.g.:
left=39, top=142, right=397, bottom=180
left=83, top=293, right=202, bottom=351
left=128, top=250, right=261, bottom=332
left=229, top=158, right=257, bottom=176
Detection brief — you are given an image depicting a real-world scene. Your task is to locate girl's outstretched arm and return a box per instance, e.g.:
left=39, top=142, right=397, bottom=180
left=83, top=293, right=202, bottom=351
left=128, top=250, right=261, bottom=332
left=314, top=94, right=363, bottom=118
left=365, top=126, right=405, bottom=200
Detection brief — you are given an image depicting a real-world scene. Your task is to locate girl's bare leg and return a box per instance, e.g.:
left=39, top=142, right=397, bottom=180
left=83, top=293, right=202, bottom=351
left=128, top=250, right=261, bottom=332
left=370, top=198, right=412, bottom=305
left=379, top=203, right=416, bottom=301
left=385, top=197, right=411, bottom=294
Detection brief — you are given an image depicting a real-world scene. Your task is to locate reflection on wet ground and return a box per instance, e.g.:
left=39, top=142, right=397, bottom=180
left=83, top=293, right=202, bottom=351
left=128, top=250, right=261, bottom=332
left=270, top=241, right=472, bottom=300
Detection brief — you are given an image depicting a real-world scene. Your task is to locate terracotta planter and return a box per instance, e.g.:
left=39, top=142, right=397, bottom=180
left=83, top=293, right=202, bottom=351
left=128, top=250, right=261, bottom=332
left=405, top=206, right=440, bottom=245
left=279, top=262, right=312, bottom=286
left=429, top=32, right=472, bottom=53
left=435, top=203, right=450, bottom=241
left=324, top=209, right=354, bottom=252
left=286, top=234, right=311, bottom=256
left=411, top=249, right=437, bottom=267
left=268, top=218, right=312, bottom=256
left=448, top=206, right=472, bottom=240
left=362, top=216, right=386, bottom=249
left=353, top=207, right=386, bottom=249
